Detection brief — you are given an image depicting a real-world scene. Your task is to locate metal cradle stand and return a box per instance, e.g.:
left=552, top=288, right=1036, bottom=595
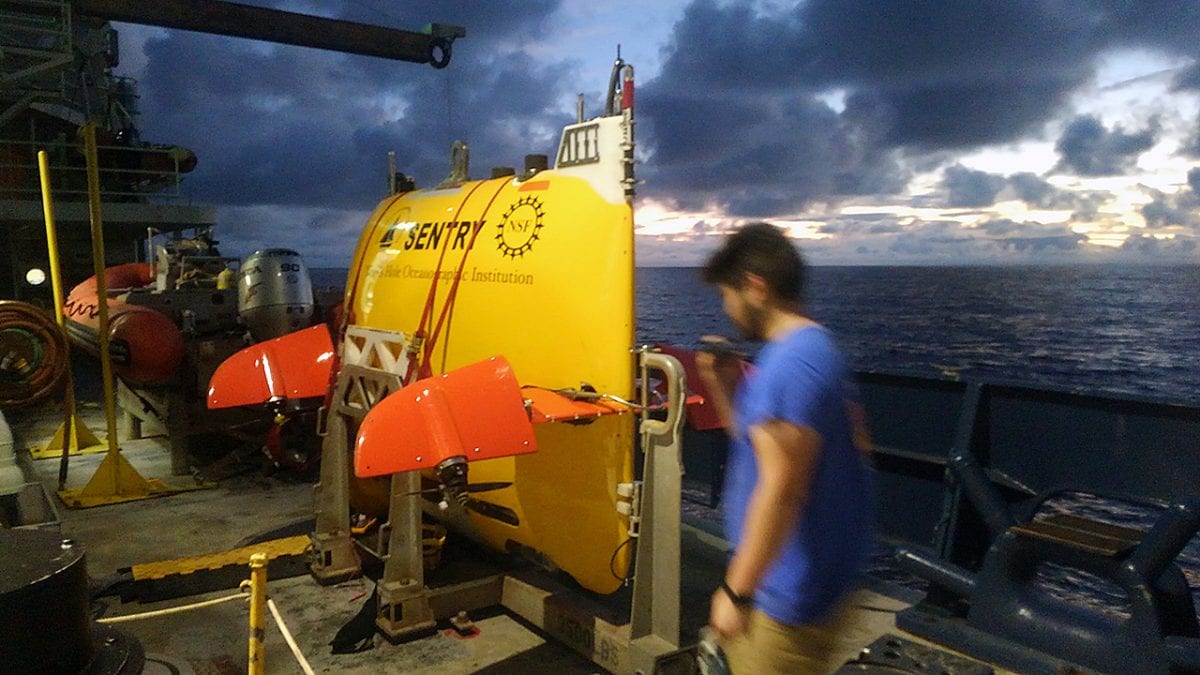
left=627, top=350, right=691, bottom=674
left=311, top=328, right=410, bottom=585
left=309, top=332, right=693, bottom=672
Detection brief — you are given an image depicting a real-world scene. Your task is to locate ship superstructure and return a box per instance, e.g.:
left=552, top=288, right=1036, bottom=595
left=0, top=0, right=213, bottom=304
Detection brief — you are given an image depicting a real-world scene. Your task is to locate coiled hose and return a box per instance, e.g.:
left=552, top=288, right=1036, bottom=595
left=0, top=301, right=68, bottom=408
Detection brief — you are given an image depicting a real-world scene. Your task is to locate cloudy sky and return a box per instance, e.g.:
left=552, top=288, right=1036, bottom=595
left=113, top=0, right=1200, bottom=266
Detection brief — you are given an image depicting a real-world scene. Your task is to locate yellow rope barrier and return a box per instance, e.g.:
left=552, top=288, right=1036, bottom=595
left=94, top=553, right=316, bottom=674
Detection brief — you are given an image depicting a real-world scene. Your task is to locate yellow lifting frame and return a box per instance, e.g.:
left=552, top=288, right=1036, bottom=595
left=56, top=124, right=210, bottom=508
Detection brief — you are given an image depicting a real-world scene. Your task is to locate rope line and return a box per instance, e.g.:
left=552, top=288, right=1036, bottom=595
left=95, top=591, right=248, bottom=624
left=268, top=597, right=316, bottom=675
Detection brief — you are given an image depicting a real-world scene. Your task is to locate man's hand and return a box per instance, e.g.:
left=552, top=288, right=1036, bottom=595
left=694, top=335, right=744, bottom=434
left=695, top=335, right=743, bottom=393
left=709, top=587, right=750, bottom=641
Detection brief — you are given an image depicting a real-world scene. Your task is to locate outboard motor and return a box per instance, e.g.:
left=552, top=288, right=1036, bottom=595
left=237, top=249, right=314, bottom=341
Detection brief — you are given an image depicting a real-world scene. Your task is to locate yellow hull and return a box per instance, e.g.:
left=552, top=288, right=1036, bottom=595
left=346, top=163, right=636, bottom=593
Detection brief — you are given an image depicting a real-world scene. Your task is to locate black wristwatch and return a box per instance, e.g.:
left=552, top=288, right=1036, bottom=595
left=721, top=580, right=754, bottom=609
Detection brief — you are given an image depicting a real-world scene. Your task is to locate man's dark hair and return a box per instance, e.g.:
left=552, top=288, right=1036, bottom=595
left=701, top=222, right=806, bottom=303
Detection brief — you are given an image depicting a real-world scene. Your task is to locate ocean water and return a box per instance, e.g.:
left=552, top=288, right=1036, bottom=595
left=635, top=265, right=1200, bottom=406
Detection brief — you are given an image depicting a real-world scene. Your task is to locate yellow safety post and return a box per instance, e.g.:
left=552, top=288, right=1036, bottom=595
left=247, top=553, right=268, bottom=675
left=33, top=150, right=105, bottom=473
left=56, top=124, right=210, bottom=508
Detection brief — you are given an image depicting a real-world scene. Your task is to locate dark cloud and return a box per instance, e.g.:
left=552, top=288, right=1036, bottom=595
left=1001, top=234, right=1085, bottom=253
left=848, top=77, right=1082, bottom=151
left=1141, top=199, right=1188, bottom=229
left=690, top=220, right=735, bottom=234
left=933, top=168, right=1099, bottom=216
left=1175, top=64, right=1200, bottom=157
left=818, top=216, right=905, bottom=235
left=888, top=218, right=1084, bottom=258
left=977, top=218, right=1021, bottom=236
left=1067, top=192, right=1109, bottom=221
left=215, top=205, right=363, bottom=266
left=1188, top=167, right=1200, bottom=194
left=1172, top=62, right=1200, bottom=92
left=888, top=233, right=973, bottom=256
left=129, top=0, right=569, bottom=212
left=1121, top=234, right=1198, bottom=255
left=942, top=165, right=1007, bottom=207
left=1008, top=173, right=1071, bottom=209
left=1092, top=0, right=1200, bottom=53
left=1179, top=128, right=1200, bottom=159
left=1140, top=187, right=1200, bottom=230
left=639, top=0, right=1200, bottom=217
left=640, top=91, right=858, bottom=215
left=1053, top=115, right=1159, bottom=176
left=1002, top=173, right=1109, bottom=221
left=1137, top=171, right=1200, bottom=231
left=975, top=219, right=1085, bottom=253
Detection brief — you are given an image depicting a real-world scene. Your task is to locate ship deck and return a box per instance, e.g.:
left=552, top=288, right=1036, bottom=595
left=6, top=402, right=960, bottom=674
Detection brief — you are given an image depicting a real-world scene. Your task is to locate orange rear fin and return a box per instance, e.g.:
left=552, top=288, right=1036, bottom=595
left=522, top=387, right=630, bottom=424
left=354, top=356, right=537, bottom=477
left=206, top=324, right=334, bottom=409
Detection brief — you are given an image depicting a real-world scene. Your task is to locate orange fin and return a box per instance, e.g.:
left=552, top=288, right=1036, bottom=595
left=522, top=387, right=630, bottom=424
left=354, top=356, right=537, bottom=477
left=206, top=324, right=334, bottom=409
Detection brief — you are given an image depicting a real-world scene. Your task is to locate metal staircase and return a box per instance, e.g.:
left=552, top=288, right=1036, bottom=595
left=0, top=0, right=74, bottom=128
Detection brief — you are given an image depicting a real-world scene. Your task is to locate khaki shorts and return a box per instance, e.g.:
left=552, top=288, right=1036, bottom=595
left=720, top=600, right=853, bottom=675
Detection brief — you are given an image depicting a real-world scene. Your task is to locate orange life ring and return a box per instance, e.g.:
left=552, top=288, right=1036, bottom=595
left=63, top=263, right=184, bottom=386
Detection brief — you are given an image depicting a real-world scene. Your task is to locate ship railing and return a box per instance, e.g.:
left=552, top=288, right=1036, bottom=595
left=0, top=137, right=188, bottom=201
left=682, top=369, right=1200, bottom=554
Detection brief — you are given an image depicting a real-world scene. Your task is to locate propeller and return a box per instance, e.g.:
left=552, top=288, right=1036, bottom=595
left=405, top=478, right=518, bottom=526
left=406, top=456, right=520, bottom=526
left=463, top=497, right=519, bottom=526
left=404, top=482, right=520, bottom=526
left=407, top=480, right=513, bottom=497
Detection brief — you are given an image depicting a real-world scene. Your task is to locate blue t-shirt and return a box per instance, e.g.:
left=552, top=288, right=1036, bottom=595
left=721, top=325, right=876, bottom=625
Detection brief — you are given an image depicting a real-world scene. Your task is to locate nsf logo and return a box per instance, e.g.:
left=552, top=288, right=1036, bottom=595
left=496, top=196, right=544, bottom=258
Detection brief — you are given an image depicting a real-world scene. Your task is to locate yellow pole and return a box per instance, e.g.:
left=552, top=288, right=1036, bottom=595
left=36, top=152, right=67, bottom=337
left=248, top=553, right=268, bottom=675
left=82, top=124, right=121, bottom=459
left=57, top=122, right=156, bottom=507
left=38, top=150, right=77, bottom=488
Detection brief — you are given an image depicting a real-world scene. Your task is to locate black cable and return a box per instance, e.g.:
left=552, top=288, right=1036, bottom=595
left=609, top=536, right=636, bottom=583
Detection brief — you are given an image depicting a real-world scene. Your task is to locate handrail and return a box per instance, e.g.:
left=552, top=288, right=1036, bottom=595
left=0, top=137, right=187, bottom=199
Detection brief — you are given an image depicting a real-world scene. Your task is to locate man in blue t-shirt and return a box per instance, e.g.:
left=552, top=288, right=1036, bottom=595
left=697, top=223, right=876, bottom=674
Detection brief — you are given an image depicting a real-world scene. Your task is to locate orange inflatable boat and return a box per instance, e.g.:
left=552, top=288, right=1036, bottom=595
left=63, top=262, right=184, bottom=386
